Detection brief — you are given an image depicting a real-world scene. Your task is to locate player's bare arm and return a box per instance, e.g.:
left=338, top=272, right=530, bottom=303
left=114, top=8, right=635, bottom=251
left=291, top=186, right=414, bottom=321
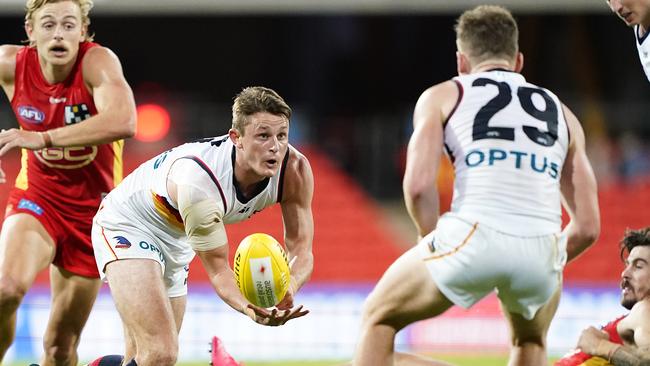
left=49, top=46, right=136, bottom=145
left=0, top=45, right=20, bottom=184
left=578, top=300, right=650, bottom=365
left=559, top=104, right=600, bottom=262
left=278, top=147, right=314, bottom=309
left=0, top=46, right=136, bottom=156
left=196, top=245, right=307, bottom=326
left=403, top=80, right=456, bottom=238
left=0, top=45, right=19, bottom=96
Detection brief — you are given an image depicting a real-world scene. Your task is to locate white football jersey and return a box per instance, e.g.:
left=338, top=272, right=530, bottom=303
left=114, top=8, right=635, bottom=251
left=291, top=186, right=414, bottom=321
left=635, top=25, right=650, bottom=82
left=96, top=135, right=288, bottom=266
left=445, top=70, right=570, bottom=235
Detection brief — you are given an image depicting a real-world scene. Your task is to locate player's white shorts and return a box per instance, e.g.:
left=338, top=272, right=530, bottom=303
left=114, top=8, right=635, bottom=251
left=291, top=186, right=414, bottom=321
left=418, top=213, right=567, bottom=320
left=92, top=206, right=191, bottom=297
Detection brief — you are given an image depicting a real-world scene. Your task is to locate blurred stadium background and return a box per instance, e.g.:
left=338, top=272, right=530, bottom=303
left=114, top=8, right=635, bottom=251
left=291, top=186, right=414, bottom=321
left=0, top=0, right=649, bottom=364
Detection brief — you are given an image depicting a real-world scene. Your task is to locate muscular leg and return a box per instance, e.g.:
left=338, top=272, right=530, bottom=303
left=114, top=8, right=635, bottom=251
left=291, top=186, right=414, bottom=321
left=170, top=296, right=187, bottom=333
left=41, top=266, right=100, bottom=366
left=502, top=286, right=561, bottom=366
left=0, top=214, right=55, bottom=362
left=353, top=246, right=455, bottom=366
left=106, top=259, right=178, bottom=366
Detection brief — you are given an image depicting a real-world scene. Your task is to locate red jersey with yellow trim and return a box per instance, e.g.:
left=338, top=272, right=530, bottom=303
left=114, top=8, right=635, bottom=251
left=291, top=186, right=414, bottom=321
left=10, top=42, right=123, bottom=214
left=554, top=315, right=626, bottom=366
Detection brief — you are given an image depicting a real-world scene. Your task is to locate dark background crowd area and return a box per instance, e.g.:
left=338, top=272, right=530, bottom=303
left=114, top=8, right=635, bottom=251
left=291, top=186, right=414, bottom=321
left=0, top=12, right=648, bottom=199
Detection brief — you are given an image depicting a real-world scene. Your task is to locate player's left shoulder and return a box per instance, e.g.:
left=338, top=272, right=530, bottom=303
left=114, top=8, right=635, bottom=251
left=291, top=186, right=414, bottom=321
left=82, top=45, right=124, bottom=82
left=83, top=44, right=121, bottom=66
left=285, top=145, right=312, bottom=176
left=280, top=146, right=314, bottom=198
left=623, top=299, right=650, bottom=328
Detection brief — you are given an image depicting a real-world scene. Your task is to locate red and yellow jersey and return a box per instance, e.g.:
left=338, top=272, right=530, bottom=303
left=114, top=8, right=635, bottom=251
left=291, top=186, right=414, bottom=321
left=554, top=315, right=626, bottom=366
left=10, top=42, right=123, bottom=215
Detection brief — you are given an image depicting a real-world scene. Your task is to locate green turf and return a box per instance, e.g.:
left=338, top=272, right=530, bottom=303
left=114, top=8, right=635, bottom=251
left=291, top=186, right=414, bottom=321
left=11, top=354, right=561, bottom=366
left=170, top=354, right=559, bottom=366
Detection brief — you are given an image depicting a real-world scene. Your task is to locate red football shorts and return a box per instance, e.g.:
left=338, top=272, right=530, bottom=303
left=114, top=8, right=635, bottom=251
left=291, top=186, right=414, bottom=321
left=5, top=189, right=99, bottom=278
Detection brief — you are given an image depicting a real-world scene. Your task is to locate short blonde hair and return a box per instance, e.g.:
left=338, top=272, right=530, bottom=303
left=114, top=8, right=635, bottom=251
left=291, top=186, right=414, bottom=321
left=232, top=86, right=292, bottom=135
left=25, top=0, right=94, bottom=41
left=455, top=5, right=518, bottom=65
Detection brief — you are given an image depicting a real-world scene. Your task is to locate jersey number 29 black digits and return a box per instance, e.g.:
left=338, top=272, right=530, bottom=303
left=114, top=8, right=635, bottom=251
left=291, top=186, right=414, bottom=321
left=471, top=78, right=558, bottom=147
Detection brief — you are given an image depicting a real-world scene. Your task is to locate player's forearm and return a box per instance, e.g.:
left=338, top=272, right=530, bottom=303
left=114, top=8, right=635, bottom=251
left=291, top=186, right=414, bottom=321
left=609, top=345, right=650, bottom=366
left=288, top=249, right=313, bottom=292
left=47, top=109, right=135, bottom=147
left=210, top=270, right=250, bottom=314
left=404, top=190, right=439, bottom=239
left=564, top=221, right=599, bottom=262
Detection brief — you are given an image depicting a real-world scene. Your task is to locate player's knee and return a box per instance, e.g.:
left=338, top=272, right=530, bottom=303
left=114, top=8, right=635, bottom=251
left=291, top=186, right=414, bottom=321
left=137, top=337, right=178, bottom=366
left=0, top=278, right=27, bottom=312
left=360, top=294, right=397, bottom=329
left=42, top=342, right=75, bottom=364
left=138, top=347, right=177, bottom=366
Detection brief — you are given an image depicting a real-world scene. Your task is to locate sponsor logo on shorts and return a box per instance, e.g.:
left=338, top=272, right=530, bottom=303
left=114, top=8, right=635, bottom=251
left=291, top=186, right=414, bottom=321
left=17, top=106, right=45, bottom=124
left=113, top=236, right=132, bottom=249
left=139, top=241, right=165, bottom=263
left=17, top=198, right=44, bottom=215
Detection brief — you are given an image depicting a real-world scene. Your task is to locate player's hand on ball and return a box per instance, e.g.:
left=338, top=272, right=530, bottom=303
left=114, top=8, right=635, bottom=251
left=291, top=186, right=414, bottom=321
left=275, top=276, right=297, bottom=310
left=245, top=303, right=309, bottom=326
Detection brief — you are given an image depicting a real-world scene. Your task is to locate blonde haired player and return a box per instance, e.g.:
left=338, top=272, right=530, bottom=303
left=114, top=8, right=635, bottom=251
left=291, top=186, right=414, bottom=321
left=352, top=5, right=600, bottom=366
left=0, top=0, right=136, bottom=364
left=89, top=86, right=313, bottom=366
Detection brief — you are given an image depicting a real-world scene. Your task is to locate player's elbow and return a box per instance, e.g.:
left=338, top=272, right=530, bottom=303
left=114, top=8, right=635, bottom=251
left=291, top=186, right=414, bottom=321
left=120, top=113, right=137, bottom=138
left=403, top=179, right=434, bottom=205
left=574, top=222, right=600, bottom=248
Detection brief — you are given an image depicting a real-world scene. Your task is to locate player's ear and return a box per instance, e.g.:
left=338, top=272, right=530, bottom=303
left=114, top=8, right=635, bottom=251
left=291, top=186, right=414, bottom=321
left=24, top=21, right=35, bottom=46
left=457, top=52, right=470, bottom=75
left=229, top=128, right=243, bottom=148
left=514, top=52, right=524, bottom=73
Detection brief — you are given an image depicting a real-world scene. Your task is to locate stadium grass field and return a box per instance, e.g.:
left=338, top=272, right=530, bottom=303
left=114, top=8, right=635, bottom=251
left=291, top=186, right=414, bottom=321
left=9, top=353, right=563, bottom=365
left=9, top=354, right=563, bottom=366
left=152, top=354, right=560, bottom=365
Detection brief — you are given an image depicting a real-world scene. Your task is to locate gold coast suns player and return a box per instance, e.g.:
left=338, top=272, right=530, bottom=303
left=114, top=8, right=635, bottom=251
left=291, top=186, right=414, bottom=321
left=0, top=1, right=136, bottom=364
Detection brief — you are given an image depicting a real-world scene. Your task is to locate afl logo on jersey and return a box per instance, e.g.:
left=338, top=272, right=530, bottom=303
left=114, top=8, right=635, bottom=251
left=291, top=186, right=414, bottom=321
left=17, top=106, right=45, bottom=124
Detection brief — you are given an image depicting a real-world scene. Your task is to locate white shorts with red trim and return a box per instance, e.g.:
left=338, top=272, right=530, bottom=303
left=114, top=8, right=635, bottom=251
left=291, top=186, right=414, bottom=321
left=92, top=205, right=193, bottom=297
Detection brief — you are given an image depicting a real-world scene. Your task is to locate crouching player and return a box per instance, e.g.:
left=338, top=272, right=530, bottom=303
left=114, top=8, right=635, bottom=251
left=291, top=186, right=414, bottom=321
left=88, top=86, right=314, bottom=366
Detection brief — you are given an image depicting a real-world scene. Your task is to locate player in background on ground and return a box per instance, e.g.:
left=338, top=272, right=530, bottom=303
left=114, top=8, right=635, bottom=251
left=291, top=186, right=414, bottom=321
left=352, top=5, right=600, bottom=366
left=88, top=86, right=313, bottom=366
left=0, top=0, right=136, bottom=365
left=555, top=227, right=650, bottom=366
left=607, top=0, right=650, bottom=82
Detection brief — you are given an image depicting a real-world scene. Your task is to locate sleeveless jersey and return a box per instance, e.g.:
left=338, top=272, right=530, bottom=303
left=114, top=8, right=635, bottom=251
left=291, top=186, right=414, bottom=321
left=99, top=135, right=289, bottom=262
left=445, top=70, right=570, bottom=236
left=635, top=25, right=650, bottom=82
left=554, top=315, right=625, bottom=366
left=11, top=42, right=123, bottom=214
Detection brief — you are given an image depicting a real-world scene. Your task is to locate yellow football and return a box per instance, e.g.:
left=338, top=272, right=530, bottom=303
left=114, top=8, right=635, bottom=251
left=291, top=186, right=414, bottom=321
left=233, top=233, right=290, bottom=308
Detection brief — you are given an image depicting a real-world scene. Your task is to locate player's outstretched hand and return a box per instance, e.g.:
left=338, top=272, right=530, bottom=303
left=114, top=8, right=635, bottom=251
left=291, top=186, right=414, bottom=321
left=244, top=304, right=309, bottom=326
left=0, top=128, right=47, bottom=156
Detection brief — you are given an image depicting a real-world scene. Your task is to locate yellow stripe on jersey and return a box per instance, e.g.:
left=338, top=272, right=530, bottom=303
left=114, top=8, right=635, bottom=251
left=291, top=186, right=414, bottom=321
left=14, top=148, right=28, bottom=190
left=112, top=140, right=124, bottom=187
left=151, top=191, right=185, bottom=231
